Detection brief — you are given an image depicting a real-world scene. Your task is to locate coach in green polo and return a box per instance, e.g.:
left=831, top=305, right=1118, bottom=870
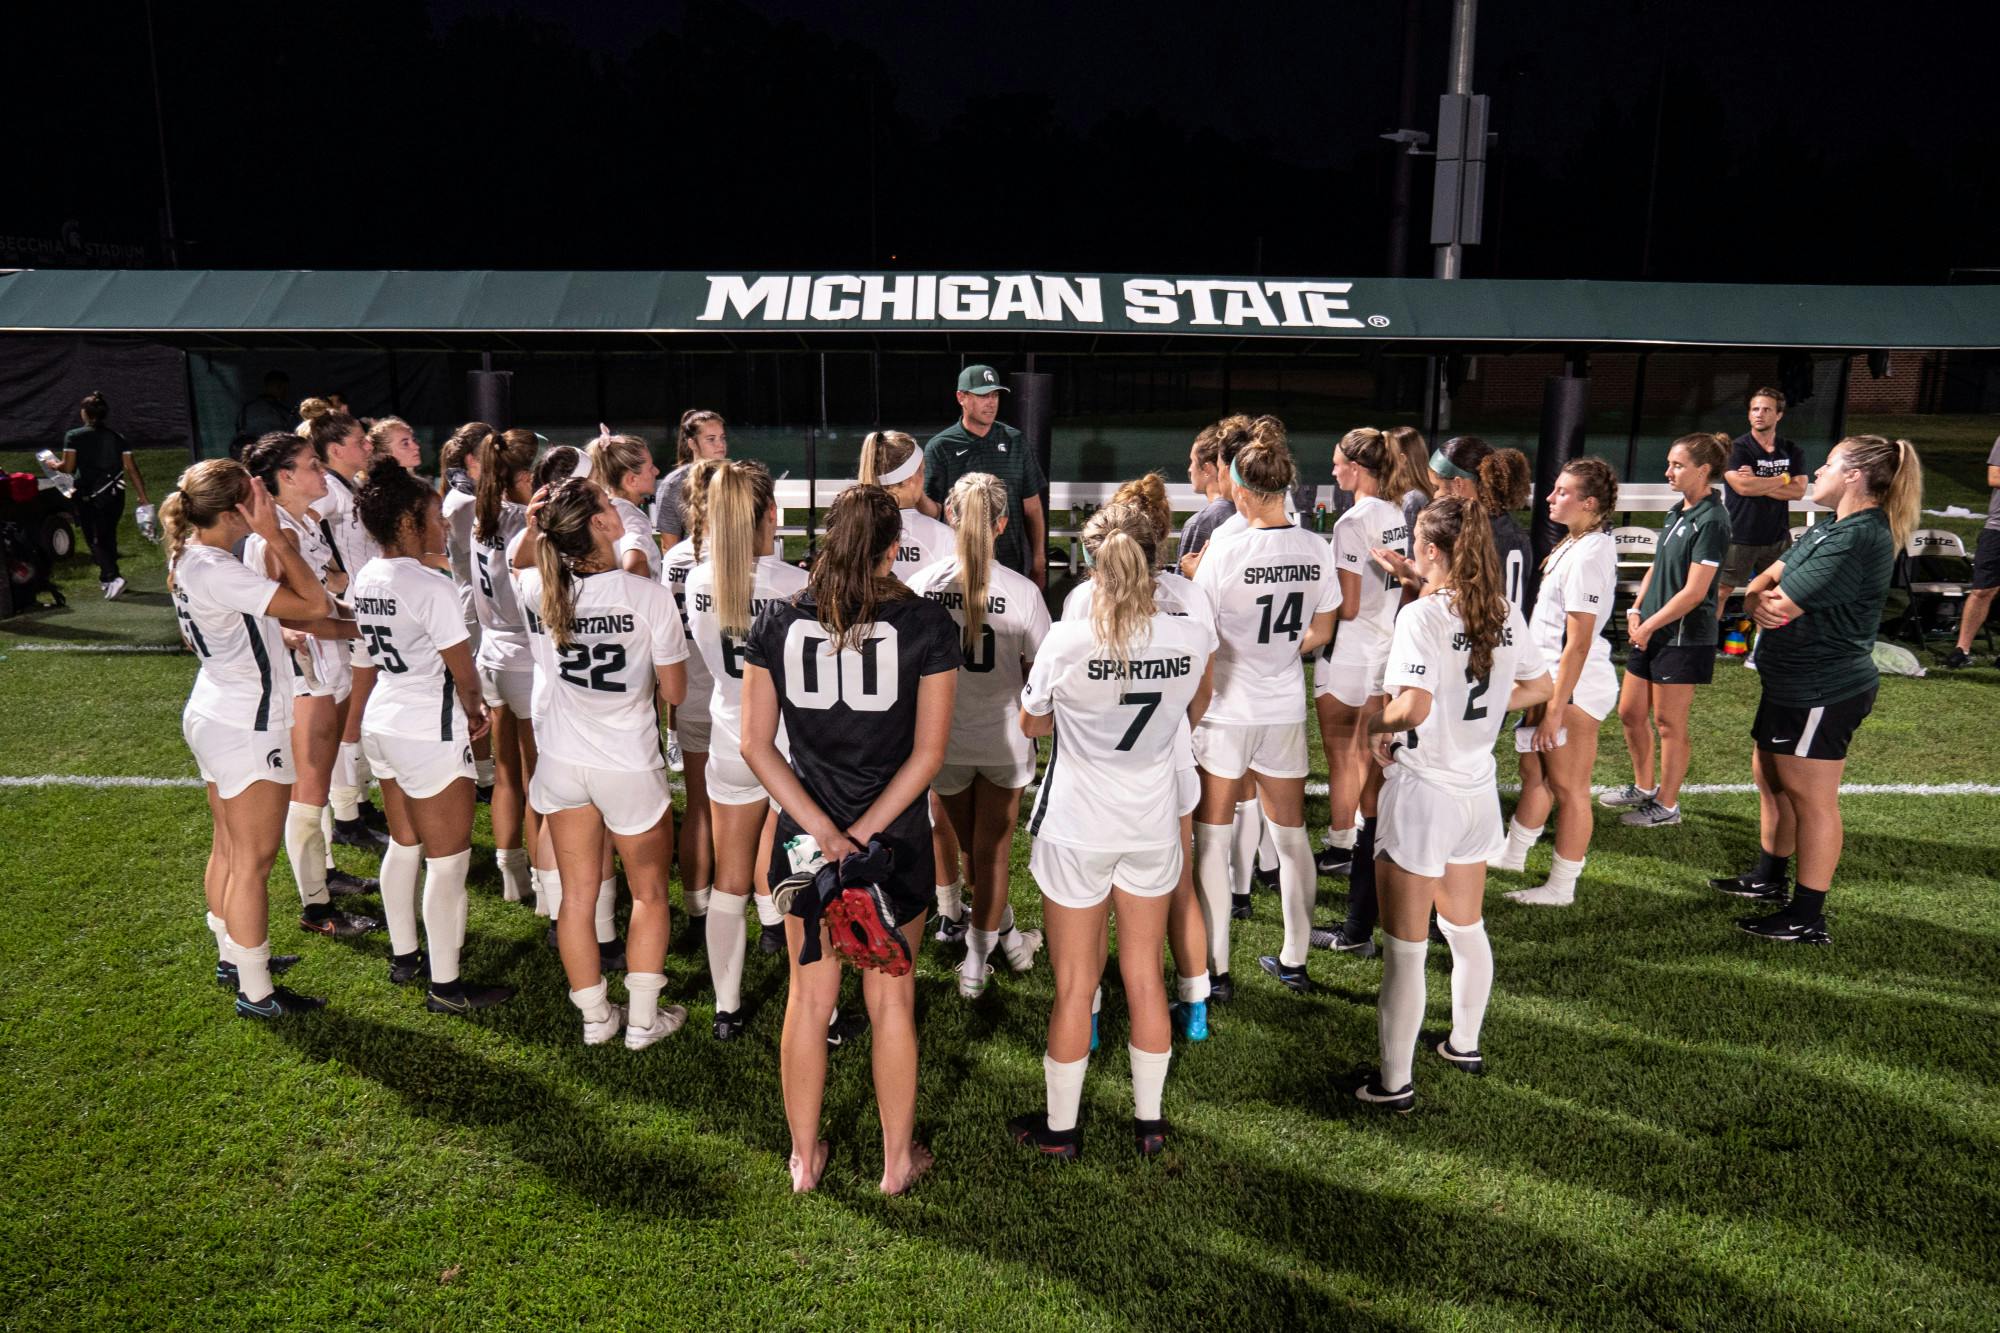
left=918, top=364, right=1048, bottom=586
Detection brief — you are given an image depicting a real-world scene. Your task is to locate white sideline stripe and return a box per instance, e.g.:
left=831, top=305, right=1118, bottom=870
left=6, top=643, right=184, bottom=653
left=1, top=774, right=206, bottom=788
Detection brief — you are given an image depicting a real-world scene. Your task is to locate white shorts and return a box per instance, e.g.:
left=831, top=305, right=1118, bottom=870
left=184, top=711, right=296, bottom=799
left=362, top=730, right=476, bottom=800
left=1032, top=838, right=1182, bottom=910
left=291, top=635, right=354, bottom=700
left=703, top=747, right=771, bottom=808
left=1314, top=640, right=1387, bottom=707
left=530, top=755, right=673, bottom=835
left=479, top=665, right=534, bottom=717
left=1191, top=720, right=1309, bottom=781
left=1177, top=766, right=1200, bottom=819
left=1569, top=661, right=1619, bottom=722
left=674, top=699, right=712, bottom=755
left=934, top=757, right=1036, bottom=796
left=1376, top=767, right=1504, bottom=879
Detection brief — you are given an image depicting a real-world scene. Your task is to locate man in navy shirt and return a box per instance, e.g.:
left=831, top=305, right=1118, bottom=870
left=1716, top=386, right=1808, bottom=613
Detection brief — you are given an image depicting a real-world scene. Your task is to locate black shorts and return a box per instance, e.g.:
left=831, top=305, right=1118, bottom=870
left=1625, top=640, right=1716, bottom=686
left=1752, top=685, right=1878, bottom=761
left=770, top=798, right=932, bottom=928
left=1973, top=527, right=2000, bottom=591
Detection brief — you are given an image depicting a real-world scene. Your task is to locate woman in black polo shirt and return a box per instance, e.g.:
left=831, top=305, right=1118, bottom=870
left=1603, top=433, right=1730, bottom=830
left=1716, top=436, right=1920, bottom=944
left=52, top=392, right=152, bottom=598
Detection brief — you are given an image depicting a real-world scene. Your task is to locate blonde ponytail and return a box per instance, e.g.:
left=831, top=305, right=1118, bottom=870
left=945, top=472, right=1006, bottom=657
left=161, top=459, right=252, bottom=591
left=858, top=430, right=919, bottom=486
left=1840, top=434, right=1925, bottom=547
left=588, top=433, right=654, bottom=500
left=1088, top=527, right=1156, bottom=668
left=161, top=492, right=192, bottom=588
left=708, top=461, right=776, bottom=637
left=533, top=478, right=601, bottom=649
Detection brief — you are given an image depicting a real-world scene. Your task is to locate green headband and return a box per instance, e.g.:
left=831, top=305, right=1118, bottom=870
left=1429, top=447, right=1477, bottom=481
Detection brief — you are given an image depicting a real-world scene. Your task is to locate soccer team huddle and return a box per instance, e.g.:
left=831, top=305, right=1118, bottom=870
left=162, top=390, right=1922, bottom=1191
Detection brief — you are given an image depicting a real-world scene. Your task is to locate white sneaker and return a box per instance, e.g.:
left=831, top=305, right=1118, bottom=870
left=624, top=1004, right=688, bottom=1050
left=1000, top=927, right=1043, bottom=973
left=666, top=732, right=684, bottom=773
left=104, top=576, right=126, bottom=600
left=957, top=961, right=993, bottom=998
left=1505, top=884, right=1575, bottom=907
left=583, top=1002, right=626, bottom=1045
left=1597, top=783, right=1656, bottom=810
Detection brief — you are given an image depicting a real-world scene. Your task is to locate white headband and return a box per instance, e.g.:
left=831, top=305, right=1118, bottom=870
left=878, top=450, right=921, bottom=486
left=570, top=451, right=595, bottom=479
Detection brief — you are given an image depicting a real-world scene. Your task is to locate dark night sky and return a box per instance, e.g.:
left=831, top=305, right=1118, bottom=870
left=8, top=0, right=1997, bottom=283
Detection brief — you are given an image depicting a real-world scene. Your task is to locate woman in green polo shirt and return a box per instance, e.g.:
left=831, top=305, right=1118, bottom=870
left=1604, top=432, right=1731, bottom=829
left=1717, top=435, right=1921, bottom=945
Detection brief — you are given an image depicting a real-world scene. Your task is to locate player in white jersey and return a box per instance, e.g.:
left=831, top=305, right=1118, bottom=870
left=1499, top=459, right=1622, bottom=907
left=165, top=460, right=334, bottom=1017
left=1190, top=438, right=1340, bottom=1000
left=239, top=432, right=382, bottom=938
left=907, top=471, right=1052, bottom=997
left=858, top=429, right=964, bottom=938
left=658, top=458, right=726, bottom=955
left=515, top=477, right=690, bottom=1048
left=308, top=411, right=392, bottom=845
left=686, top=462, right=812, bottom=1039
left=1059, top=500, right=1220, bottom=1049
left=589, top=431, right=663, bottom=580
left=1010, top=519, right=1214, bottom=1160
left=1311, top=428, right=1413, bottom=957
left=350, top=463, right=514, bottom=1014
left=1357, top=497, right=1551, bottom=1111
left=437, top=428, right=495, bottom=795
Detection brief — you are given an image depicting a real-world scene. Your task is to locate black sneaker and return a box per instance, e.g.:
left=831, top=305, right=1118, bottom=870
left=932, top=913, right=968, bottom=946
left=426, top=981, right=516, bottom=1014
left=1256, top=955, right=1314, bottom=993
left=236, top=984, right=328, bottom=1019
left=1941, top=647, right=1972, bottom=669
left=1209, top=973, right=1235, bottom=1005
left=476, top=783, right=493, bottom=804
left=331, top=817, right=389, bottom=851
left=1007, top=1111, right=1080, bottom=1160
left=1353, top=1075, right=1415, bottom=1112
left=759, top=922, right=787, bottom=955
left=300, top=904, right=379, bottom=938
left=387, top=951, right=428, bottom=986
left=325, top=867, right=378, bottom=897
left=673, top=915, right=706, bottom=954
left=545, top=923, right=559, bottom=951
left=598, top=939, right=627, bottom=972
left=1737, top=910, right=1831, bottom=945
left=1315, top=846, right=1354, bottom=877
left=358, top=800, right=390, bottom=833
left=1230, top=892, right=1253, bottom=921
left=1133, top=1116, right=1170, bottom=1158
left=826, top=1010, right=869, bottom=1049
left=1435, top=1040, right=1485, bottom=1076
left=1709, top=871, right=1789, bottom=903
left=713, top=1008, right=747, bottom=1041
left=1310, top=923, right=1378, bottom=957
left=214, top=954, right=301, bottom=988
left=1251, top=864, right=1280, bottom=892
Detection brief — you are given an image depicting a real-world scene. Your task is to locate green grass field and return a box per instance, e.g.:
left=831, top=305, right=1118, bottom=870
left=3, top=427, right=1997, bottom=1330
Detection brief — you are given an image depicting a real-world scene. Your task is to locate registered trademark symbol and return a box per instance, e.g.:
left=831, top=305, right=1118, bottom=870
left=1367, top=314, right=1390, bottom=327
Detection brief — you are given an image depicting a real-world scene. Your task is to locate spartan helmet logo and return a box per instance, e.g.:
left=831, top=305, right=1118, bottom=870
left=462, top=746, right=474, bottom=766
left=983, top=369, right=996, bottom=384
left=266, top=749, right=284, bottom=769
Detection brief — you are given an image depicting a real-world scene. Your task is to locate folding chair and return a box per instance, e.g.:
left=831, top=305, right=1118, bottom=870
left=1611, top=526, right=1655, bottom=645
left=1895, top=528, right=1973, bottom=644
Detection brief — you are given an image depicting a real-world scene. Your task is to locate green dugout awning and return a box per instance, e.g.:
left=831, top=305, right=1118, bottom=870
left=3, top=269, right=1998, bottom=350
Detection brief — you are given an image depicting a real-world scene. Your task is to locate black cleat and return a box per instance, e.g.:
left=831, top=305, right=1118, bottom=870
left=1737, top=910, right=1831, bottom=945
left=1007, top=1111, right=1080, bottom=1160
left=826, top=1009, right=870, bottom=1050
left=1435, top=1040, right=1485, bottom=1076
left=1251, top=864, right=1280, bottom=892
left=713, top=1008, right=747, bottom=1041
left=1209, top=974, right=1236, bottom=1005
left=545, top=923, right=559, bottom=951
left=597, top=939, right=627, bottom=972
left=1709, top=871, right=1789, bottom=903
left=1353, top=1075, right=1415, bottom=1112
left=1315, top=846, right=1354, bottom=878
left=673, top=916, right=706, bottom=954
left=325, top=867, right=378, bottom=897
left=1940, top=647, right=1972, bottom=669
left=476, top=783, right=494, bottom=804
left=1257, top=955, right=1314, bottom=993
left=1133, top=1117, right=1170, bottom=1158
left=357, top=800, right=390, bottom=833
left=932, top=913, right=968, bottom=946
left=387, top=951, right=429, bottom=986
left=759, top=922, right=787, bottom=955
left=236, top=985, right=328, bottom=1019
left=1310, top=923, right=1378, bottom=957
left=1230, top=892, right=1253, bottom=921
left=331, top=817, right=389, bottom=852
left=425, top=981, right=516, bottom=1013
left=300, top=905, right=379, bottom=938
left=214, top=954, right=300, bottom=988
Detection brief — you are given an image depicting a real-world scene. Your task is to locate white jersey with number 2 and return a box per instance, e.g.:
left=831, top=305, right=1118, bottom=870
left=1382, top=591, right=1545, bottom=797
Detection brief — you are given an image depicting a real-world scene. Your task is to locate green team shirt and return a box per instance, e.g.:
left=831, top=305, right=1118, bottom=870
left=1754, top=508, right=1895, bottom=707
left=923, top=419, right=1045, bottom=575
left=1639, top=493, right=1730, bottom=646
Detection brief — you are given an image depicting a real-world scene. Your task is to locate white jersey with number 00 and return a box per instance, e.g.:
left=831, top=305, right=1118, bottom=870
left=906, top=557, right=1051, bottom=768
left=351, top=557, right=472, bottom=742
left=514, top=566, right=689, bottom=772
left=1191, top=523, right=1340, bottom=726
left=1382, top=591, right=1545, bottom=798
left=685, top=556, right=811, bottom=760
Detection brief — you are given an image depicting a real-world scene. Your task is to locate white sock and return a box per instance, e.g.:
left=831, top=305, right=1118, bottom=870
left=543, top=869, right=564, bottom=922
left=496, top=846, right=529, bottom=903
left=380, top=838, right=425, bottom=957
left=685, top=885, right=711, bottom=918
left=1194, top=822, right=1234, bottom=976
left=227, top=933, right=273, bottom=1002
left=422, top=849, right=472, bottom=984
left=206, top=910, right=229, bottom=959
left=1044, top=1053, right=1088, bottom=1133
left=1378, top=934, right=1429, bottom=1091
left=935, top=879, right=964, bottom=921
left=320, top=804, right=337, bottom=869
left=1272, top=821, right=1316, bottom=968
left=350, top=742, right=374, bottom=788
left=570, top=978, right=611, bottom=1025
left=1176, top=970, right=1211, bottom=1004
left=626, top=971, right=667, bottom=1032
left=329, top=783, right=362, bottom=823
left=1499, top=817, right=1544, bottom=869
left=1230, top=800, right=1260, bottom=895
left=1324, top=824, right=1358, bottom=851
left=285, top=802, right=330, bottom=909
left=1129, top=1043, right=1171, bottom=1121
left=474, top=755, right=495, bottom=787
left=1435, top=916, right=1494, bottom=1053
left=1510, top=853, right=1584, bottom=907
left=707, top=892, right=750, bottom=1012
left=1256, top=814, right=1279, bottom=873
left=595, top=875, right=618, bottom=944
left=965, top=927, right=999, bottom=976
left=754, top=892, right=784, bottom=928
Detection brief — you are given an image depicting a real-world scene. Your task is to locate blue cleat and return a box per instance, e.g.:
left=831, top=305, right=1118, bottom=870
left=1171, top=1000, right=1209, bottom=1042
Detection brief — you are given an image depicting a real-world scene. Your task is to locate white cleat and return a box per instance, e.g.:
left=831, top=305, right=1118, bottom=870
left=1505, top=884, right=1575, bottom=907
left=624, top=1005, right=688, bottom=1050
left=583, top=1002, right=627, bottom=1046
left=104, top=576, right=127, bottom=600
left=1000, top=927, right=1043, bottom=973
left=957, top=961, right=993, bottom=999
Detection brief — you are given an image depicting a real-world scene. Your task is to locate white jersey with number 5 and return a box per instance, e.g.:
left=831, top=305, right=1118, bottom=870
left=471, top=503, right=532, bottom=673
left=1191, top=523, right=1340, bottom=725
left=513, top=566, right=688, bottom=772
left=906, top=558, right=1051, bottom=768
left=685, top=556, right=811, bottom=759
left=1022, top=613, right=1215, bottom=852
left=351, top=557, right=472, bottom=742
left=1382, top=591, right=1545, bottom=797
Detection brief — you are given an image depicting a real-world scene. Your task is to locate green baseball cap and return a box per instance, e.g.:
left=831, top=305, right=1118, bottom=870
left=956, top=364, right=1008, bottom=395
